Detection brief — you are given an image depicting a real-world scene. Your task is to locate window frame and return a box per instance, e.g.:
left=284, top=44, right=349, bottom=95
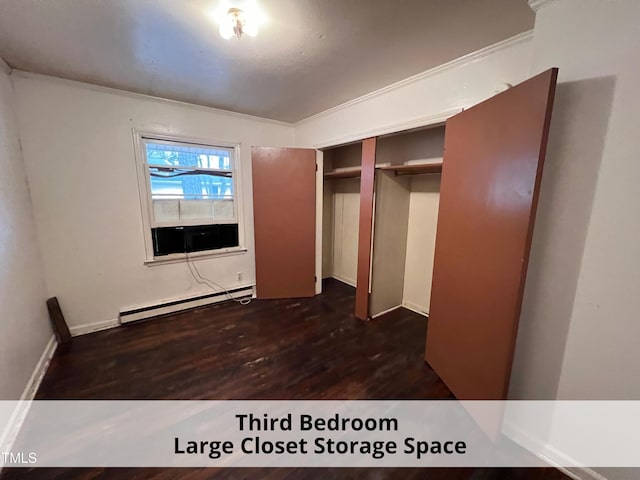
left=133, top=130, right=247, bottom=265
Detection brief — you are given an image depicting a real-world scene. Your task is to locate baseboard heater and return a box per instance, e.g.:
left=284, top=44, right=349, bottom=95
left=119, top=285, right=255, bottom=324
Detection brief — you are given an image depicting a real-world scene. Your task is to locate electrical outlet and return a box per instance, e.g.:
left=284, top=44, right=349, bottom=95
left=236, top=272, right=243, bottom=281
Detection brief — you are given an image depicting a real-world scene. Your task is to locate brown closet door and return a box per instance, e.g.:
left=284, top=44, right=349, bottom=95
left=252, top=147, right=316, bottom=299
left=355, top=137, right=377, bottom=320
left=425, top=68, right=558, bottom=400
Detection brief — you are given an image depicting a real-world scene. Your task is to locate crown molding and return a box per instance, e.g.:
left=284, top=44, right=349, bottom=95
left=0, top=56, right=11, bottom=75
left=295, top=30, right=533, bottom=127
left=8, top=29, right=534, bottom=128
left=10, top=70, right=292, bottom=127
left=528, top=0, right=560, bottom=12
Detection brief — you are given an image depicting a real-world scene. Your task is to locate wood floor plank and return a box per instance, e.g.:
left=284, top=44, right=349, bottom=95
left=1, top=280, right=569, bottom=480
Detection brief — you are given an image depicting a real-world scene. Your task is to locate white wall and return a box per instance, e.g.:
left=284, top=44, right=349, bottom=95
left=329, top=179, right=360, bottom=286
left=544, top=0, right=640, bottom=401
left=403, top=175, right=440, bottom=314
left=0, top=65, right=51, bottom=399
left=294, top=32, right=533, bottom=148
left=12, top=73, right=294, bottom=329
left=510, top=0, right=640, bottom=408
left=370, top=172, right=411, bottom=317
left=509, top=3, right=640, bottom=478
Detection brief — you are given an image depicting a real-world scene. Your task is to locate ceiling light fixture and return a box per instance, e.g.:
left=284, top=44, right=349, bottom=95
left=215, top=0, right=263, bottom=39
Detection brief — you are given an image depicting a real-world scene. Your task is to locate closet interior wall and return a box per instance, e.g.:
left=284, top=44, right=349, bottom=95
left=322, top=142, right=362, bottom=287
left=370, top=126, right=445, bottom=318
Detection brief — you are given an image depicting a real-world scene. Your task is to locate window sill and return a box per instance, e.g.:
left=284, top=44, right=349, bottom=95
left=144, top=247, right=247, bottom=267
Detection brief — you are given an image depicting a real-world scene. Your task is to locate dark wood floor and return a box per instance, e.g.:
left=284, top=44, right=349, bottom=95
left=2, top=279, right=569, bottom=480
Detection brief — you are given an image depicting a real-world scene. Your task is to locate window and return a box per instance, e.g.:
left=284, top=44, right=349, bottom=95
left=135, top=134, right=244, bottom=262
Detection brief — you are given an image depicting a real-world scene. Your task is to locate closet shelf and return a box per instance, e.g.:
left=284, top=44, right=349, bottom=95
left=377, top=162, right=443, bottom=176
left=324, top=168, right=362, bottom=179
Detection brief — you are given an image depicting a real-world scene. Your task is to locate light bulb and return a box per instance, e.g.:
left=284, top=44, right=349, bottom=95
left=215, top=0, right=265, bottom=39
left=243, top=20, right=258, bottom=37
left=219, top=22, right=234, bottom=39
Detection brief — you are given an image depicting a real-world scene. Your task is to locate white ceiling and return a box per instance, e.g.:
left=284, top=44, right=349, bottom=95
left=0, top=0, right=534, bottom=122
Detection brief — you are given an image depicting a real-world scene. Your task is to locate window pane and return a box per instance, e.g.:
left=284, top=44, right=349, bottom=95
left=212, top=199, right=234, bottom=220
left=145, top=141, right=232, bottom=170
left=151, top=199, right=235, bottom=223
left=149, top=171, right=233, bottom=200
left=153, top=199, right=180, bottom=223
left=179, top=199, right=212, bottom=220
left=144, top=140, right=237, bottom=228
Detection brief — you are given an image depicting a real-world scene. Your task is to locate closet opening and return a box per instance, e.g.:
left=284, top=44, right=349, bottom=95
left=369, top=124, right=446, bottom=319
left=319, top=123, right=446, bottom=318
left=322, top=142, right=363, bottom=289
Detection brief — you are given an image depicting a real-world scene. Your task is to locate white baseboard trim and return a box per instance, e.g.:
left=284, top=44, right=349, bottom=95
left=372, top=302, right=429, bottom=320
left=119, top=285, right=255, bottom=324
left=502, top=420, right=609, bottom=480
left=402, top=300, right=429, bottom=317
left=21, top=335, right=57, bottom=400
left=69, top=318, right=119, bottom=336
left=21, top=335, right=57, bottom=401
left=371, top=304, right=403, bottom=319
left=0, top=335, right=57, bottom=460
left=330, top=274, right=356, bottom=288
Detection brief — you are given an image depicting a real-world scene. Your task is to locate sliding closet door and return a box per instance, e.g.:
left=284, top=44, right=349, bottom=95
left=252, top=147, right=316, bottom=299
left=425, top=69, right=558, bottom=400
